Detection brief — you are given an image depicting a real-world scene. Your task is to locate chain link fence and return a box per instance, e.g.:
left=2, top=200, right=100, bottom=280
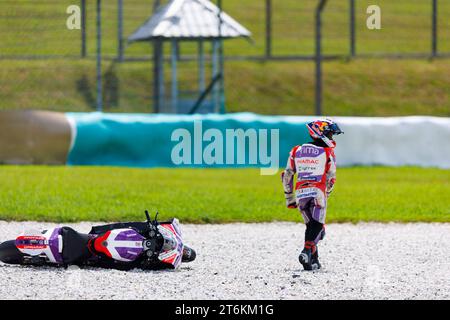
left=0, top=0, right=449, bottom=114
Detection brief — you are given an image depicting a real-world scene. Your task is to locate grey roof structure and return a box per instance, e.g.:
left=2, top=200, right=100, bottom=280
left=128, top=0, right=251, bottom=41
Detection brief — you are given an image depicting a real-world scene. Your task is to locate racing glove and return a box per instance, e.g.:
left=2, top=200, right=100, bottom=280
left=285, top=192, right=297, bottom=209
left=326, top=177, right=335, bottom=198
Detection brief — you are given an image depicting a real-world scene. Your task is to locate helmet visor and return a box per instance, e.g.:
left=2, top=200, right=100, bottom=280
left=328, top=123, right=344, bottom=135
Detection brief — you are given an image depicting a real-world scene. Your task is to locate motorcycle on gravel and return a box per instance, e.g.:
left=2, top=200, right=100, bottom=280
left=0, top=211, right=196, bottom=270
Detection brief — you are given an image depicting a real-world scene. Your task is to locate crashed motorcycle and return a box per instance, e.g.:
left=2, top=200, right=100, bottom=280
left=0, top=211, right=196, bottom=270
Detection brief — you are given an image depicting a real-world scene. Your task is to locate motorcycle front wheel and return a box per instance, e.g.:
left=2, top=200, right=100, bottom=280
left=182, top=245, right=196, bottom=262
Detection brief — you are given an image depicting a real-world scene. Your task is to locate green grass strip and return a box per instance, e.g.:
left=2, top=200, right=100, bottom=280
left=0, top=166, right=448, bottom=223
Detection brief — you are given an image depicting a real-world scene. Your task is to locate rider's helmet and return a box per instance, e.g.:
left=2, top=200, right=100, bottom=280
left=306, top=119, right=344, bottom=147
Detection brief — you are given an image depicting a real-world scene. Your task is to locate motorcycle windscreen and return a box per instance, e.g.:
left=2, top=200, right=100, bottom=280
left=157, top=219, right=184, bottom=269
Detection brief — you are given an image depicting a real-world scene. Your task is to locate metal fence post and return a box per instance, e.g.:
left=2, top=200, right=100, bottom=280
left=315, top=0, right=328, bottom=116
left=153, top=0, right=161, bottom=113
left=171, top=39, right=178, bottom=113
left=96, top=0, right=103, bottom=111
left=432, top=0, right=438, bottom=58
left=81, top=0, right=86, bottom=57
left=217, top=0, right=225, bottom=114
left=198, top=41, right=205, bottom=92
left=265, top=0, right=272, bottom=59
left=349, top=0, right=356, bottom=57
left=118, top=0, right=124, bottom=62
left=153, top=41, right=163, bottom=113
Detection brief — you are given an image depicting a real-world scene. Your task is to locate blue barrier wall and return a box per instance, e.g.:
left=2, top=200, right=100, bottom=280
left=66, top=113, right=450, bottom=169
left=66, top=112, right=312, bottom=169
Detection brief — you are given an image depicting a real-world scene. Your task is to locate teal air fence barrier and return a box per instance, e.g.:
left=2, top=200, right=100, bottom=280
left=66, top=112, right=312, bottom=169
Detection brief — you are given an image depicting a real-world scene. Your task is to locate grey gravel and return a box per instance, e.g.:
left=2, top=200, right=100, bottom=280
left=0, top=221, right=449, bottom=300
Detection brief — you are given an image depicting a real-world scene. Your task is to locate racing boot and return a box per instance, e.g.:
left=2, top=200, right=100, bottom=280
left=299, top=241, right=320, bottom=271
left=311, top=247, right=321, bottom=270
left=299, top=247, right=312, bottom=270
left=299, top=241, right=314, bottom=270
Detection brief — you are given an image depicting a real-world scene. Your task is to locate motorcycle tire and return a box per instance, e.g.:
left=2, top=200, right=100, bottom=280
left=0, top=240, right=25, bottom=265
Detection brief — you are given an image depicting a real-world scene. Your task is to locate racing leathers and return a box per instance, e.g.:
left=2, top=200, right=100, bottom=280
left=281, top=139, right=337, bottom=246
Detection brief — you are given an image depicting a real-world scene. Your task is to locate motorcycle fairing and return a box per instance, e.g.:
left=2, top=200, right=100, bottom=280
left=157, top=218, right=184, bottom=269
left=15, top=228, right=63, bottom=263
left=93, top=228, right=145, bottom=262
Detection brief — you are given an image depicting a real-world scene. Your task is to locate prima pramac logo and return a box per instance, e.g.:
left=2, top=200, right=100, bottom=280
left=170, top=121, right=279, bottom=175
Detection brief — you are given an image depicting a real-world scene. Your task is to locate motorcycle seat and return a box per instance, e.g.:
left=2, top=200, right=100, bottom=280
left=61, top=227, right=91, bottom=265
